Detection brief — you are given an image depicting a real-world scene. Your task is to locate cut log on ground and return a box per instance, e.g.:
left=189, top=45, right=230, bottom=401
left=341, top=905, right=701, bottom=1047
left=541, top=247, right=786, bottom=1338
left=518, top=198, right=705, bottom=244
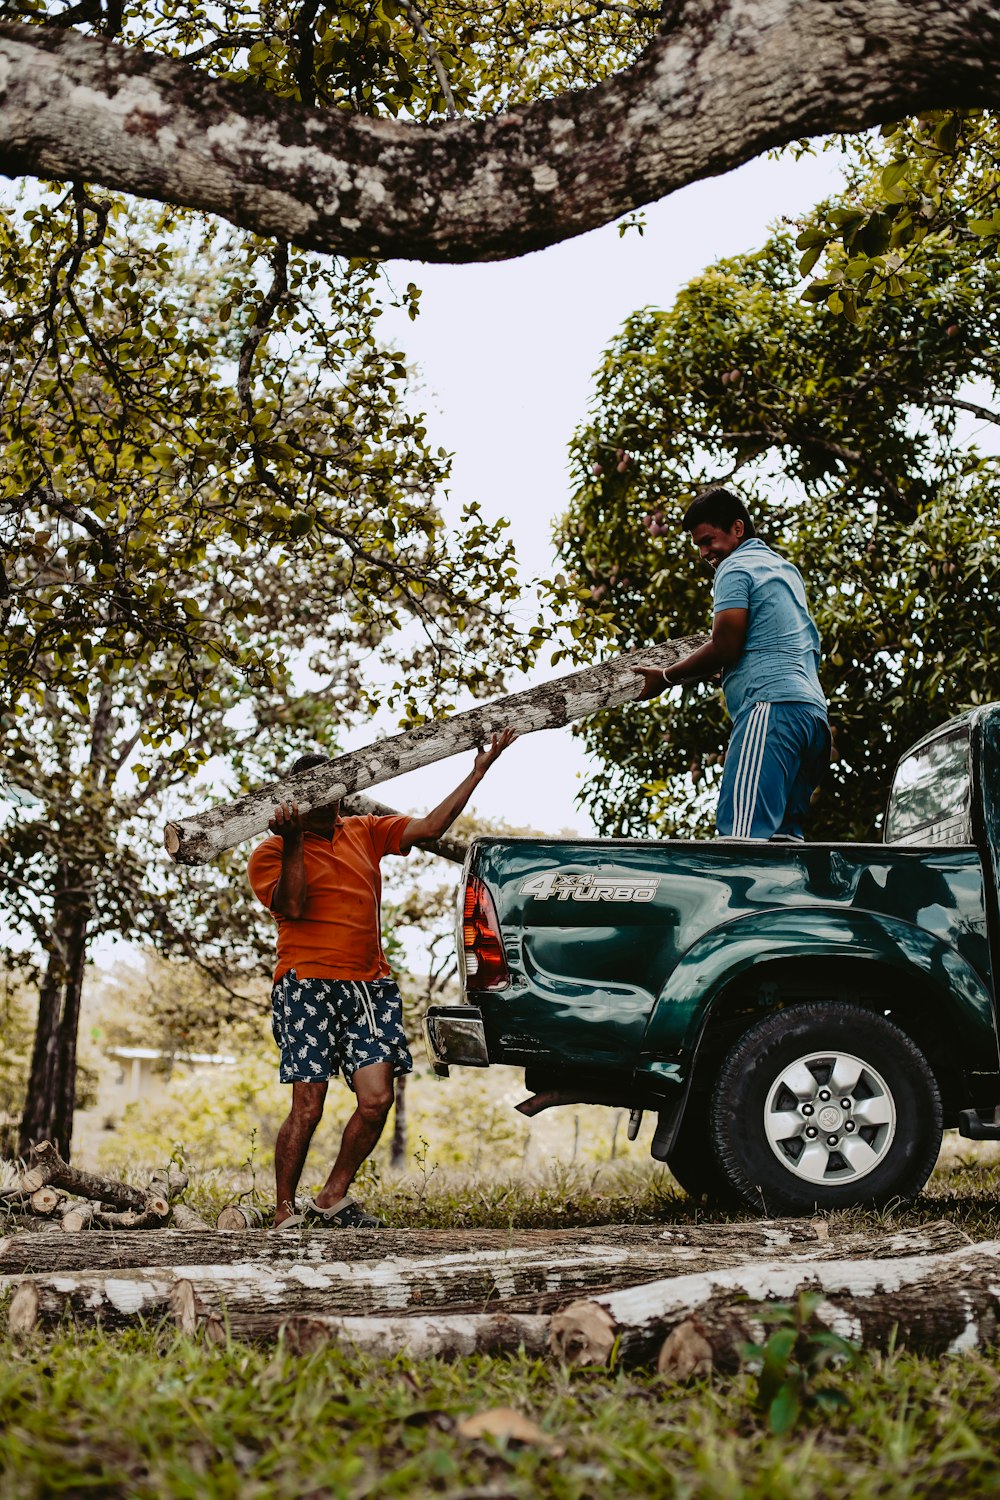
left=92, top=1198, right=170, bottom=1231
left=148, top=1169, right=189, bottom=1201
left=0, top=1218, right=966, bottom=1276
left=216, top=1204, right=267, bottom=1230
left=168, top=1204, right=214, bottom=1233
left=29, top=1187, right=62, bottom=1216
left=22, top=1142, right=147, bottom=1213
left=60, top=1201, right=94, bottom=1233
left=549, top=1240, right=1000, bottom=1369
left=164, top=636, right=706, bottom=864
left=276, top=1310, right=548, bottom=1359
left=1, top=1223, right=974, bottom=1337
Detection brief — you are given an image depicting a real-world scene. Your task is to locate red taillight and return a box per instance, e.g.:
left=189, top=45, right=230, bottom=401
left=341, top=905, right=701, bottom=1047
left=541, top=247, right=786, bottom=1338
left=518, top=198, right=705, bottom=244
left=462, top=878, right=509, bottom=990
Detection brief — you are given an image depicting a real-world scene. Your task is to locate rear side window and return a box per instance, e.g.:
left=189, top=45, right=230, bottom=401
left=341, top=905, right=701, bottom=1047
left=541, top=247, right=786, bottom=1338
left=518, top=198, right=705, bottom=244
left=885, top=730, right=972, bottom=846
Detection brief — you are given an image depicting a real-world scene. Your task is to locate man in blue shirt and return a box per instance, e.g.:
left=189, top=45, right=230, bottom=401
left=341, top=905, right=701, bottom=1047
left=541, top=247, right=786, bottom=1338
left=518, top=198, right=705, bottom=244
left=633, top=488, right=830, bottom=840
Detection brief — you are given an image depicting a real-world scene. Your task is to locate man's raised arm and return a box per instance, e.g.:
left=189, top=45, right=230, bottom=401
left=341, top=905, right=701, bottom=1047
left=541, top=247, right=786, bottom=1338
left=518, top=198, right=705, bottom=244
left=400, top=730, right=517, bottom=851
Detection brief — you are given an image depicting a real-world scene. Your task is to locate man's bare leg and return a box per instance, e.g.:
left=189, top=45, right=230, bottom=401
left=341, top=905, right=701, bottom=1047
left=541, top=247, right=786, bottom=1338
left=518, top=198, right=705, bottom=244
left=274, top=1080, right=328, bottom=1226
left=314, top=1062, right=395, bottom=1208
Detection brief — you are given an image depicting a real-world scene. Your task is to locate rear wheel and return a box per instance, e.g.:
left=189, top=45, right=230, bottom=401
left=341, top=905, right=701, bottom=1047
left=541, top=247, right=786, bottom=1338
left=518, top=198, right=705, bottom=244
left=711, top=1002, right=942, bottom=1215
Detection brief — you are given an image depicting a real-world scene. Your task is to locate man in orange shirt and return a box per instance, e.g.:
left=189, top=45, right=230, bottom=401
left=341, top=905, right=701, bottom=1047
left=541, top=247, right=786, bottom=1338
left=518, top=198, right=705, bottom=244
left=248, top=732, right=516, bottom=1228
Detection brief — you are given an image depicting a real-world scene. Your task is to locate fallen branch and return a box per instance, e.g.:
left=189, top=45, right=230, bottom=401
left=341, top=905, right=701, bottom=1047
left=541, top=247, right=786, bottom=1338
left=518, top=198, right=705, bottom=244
left=549, top=1240, right=1000, bottom=1368
left=22, top=1142, right=147, bottom=1213
left=164, top=637, right=706, bottom=864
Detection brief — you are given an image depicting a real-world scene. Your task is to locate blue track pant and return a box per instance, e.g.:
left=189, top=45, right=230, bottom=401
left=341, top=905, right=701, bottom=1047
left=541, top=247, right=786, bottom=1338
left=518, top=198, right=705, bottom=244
left=716, top=701, right=830, bottom=840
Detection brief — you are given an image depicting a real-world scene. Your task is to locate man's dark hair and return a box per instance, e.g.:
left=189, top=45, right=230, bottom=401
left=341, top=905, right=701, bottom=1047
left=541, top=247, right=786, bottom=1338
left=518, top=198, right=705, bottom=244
left=288, top=752, right=331, bottom=776
left=681, top=487, right=757, bottom=538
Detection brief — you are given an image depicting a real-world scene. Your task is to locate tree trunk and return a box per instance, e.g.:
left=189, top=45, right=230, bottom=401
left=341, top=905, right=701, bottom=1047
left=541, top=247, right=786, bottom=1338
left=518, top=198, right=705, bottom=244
left=1, top=9, right=999, bottom=262
left=390, top=1073, right=408, bottom=1170
left=0, top=1218, right=965, bottom=1276
left=164, top=636, right=706, bottom=863
left=549, top=1240, right=1000, bottom=1369
left=19, top=880, right=91, bottom=1161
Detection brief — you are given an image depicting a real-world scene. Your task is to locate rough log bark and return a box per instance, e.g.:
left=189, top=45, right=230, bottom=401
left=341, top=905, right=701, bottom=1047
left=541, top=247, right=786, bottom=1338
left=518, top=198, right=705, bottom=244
left=164, top=637, right=706, bottom=863
left=21, top=1142, right=146, bottom=1212
left=0, top=1218, right=963, bottom=1276
left=1, top=8, right=999, bottom=262
left=1, top=1223, right=972, bottom=1334
left=549, top=1241, right=1000, bottom=1368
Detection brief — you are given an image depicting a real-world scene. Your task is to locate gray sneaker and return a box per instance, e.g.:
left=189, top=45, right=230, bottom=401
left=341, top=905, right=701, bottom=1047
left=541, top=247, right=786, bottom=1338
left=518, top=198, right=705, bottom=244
left=305, top=1196, right=383, bottom=1229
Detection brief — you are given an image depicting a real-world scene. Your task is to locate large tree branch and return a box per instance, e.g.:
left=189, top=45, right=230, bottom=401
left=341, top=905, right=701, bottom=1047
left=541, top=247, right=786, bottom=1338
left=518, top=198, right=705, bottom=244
left=1, top=4, right=998, bottom=263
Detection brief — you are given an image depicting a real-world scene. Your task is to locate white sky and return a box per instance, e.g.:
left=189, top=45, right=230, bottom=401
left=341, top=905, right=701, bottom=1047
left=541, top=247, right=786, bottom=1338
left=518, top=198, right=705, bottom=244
left=343, top=146, right=847, bottom=837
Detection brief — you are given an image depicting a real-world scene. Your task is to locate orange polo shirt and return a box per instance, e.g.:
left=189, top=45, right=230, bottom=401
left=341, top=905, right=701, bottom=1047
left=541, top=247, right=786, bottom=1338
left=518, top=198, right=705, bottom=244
left=247, top=814, right=412, bottom=983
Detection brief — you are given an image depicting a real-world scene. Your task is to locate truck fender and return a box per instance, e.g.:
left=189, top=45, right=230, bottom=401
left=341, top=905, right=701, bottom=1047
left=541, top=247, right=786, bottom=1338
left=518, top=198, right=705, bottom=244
left=640, top=906, right=998, bottom=1070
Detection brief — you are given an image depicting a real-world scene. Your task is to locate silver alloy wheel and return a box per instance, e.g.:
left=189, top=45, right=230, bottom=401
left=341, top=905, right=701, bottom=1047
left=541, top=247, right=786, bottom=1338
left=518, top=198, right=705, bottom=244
left=763, top=1050, right=897, bottom=1185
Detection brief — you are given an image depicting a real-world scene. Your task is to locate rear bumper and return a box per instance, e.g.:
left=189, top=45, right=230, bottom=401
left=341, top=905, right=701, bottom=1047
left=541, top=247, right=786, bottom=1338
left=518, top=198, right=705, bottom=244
left=423, top=1006, right=490, bottom=1071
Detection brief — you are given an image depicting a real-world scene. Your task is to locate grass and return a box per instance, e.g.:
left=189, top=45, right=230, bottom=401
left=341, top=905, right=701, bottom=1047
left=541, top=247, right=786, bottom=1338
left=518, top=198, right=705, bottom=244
left=1, top=1140, right=999, bottom=1498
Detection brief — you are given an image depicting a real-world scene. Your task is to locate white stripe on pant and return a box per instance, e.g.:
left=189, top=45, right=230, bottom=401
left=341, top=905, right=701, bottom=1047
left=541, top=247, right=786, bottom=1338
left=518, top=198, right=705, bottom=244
left=733, top=702, right=771, bottom=838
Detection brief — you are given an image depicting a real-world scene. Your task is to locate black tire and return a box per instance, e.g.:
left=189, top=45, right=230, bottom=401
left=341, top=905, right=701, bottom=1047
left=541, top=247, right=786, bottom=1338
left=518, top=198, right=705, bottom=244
left=665, top=1091, right=741, bottom=1206
left=711, top=1002, right=942, bottom=1215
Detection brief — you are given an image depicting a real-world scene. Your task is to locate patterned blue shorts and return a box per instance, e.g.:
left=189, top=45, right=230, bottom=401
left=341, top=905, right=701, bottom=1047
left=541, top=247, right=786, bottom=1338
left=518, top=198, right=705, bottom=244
left=270, top=973, right=413, bottom=1087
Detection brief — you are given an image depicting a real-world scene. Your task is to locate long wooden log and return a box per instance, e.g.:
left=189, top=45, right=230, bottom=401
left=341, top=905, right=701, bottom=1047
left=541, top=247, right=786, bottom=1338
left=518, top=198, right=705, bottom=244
left=1, top=1223, right=972, bottom=1337
left=163, top=637, right=706, bottom=864
left=3, top=1243, right=747, bottom=1334
left=549, top=1241, right=1000, bottom=1369
left=0, top=1218, right=966, bottom=1276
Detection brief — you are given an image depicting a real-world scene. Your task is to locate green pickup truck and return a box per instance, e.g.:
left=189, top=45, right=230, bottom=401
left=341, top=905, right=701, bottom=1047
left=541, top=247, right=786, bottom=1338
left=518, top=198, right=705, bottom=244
left=424, top=703, right=1000, bottom=1214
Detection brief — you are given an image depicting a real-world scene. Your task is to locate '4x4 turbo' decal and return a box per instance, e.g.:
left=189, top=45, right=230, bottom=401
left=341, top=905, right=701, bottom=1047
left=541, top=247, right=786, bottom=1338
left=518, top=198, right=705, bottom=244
left=519, top=871, right=660, bottom=902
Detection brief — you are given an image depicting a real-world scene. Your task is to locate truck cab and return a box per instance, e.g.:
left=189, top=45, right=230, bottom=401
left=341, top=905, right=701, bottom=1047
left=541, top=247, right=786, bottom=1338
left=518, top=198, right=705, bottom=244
left=425, top=704, right=1000, bottom=1214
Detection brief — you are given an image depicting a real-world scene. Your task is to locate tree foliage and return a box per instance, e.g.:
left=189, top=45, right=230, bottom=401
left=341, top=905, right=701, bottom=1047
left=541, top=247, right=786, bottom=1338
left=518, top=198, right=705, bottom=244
left=561, top=126, right=1000, bottom=840
left=0, top=1, right=633, bottom=1156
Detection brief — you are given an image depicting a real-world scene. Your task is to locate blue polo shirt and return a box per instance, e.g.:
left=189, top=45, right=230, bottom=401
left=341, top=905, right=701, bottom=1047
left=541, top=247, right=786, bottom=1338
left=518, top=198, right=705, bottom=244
left=713, top=538, right=826, bottom=722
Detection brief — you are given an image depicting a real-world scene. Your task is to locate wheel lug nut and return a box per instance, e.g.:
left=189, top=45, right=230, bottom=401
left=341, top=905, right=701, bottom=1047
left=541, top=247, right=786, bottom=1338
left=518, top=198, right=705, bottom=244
left=827, top=1135, right=839, bottom=1146
left=841, top=1099, right=851, bottom=1110
left=845, top=1120, right=855, bottom=1132
left=801, top=1104, right=814, bottom=1116
left=819, top=1089, right=831, bottom=1101
left=805, top=1126, right=818, bottom=1138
